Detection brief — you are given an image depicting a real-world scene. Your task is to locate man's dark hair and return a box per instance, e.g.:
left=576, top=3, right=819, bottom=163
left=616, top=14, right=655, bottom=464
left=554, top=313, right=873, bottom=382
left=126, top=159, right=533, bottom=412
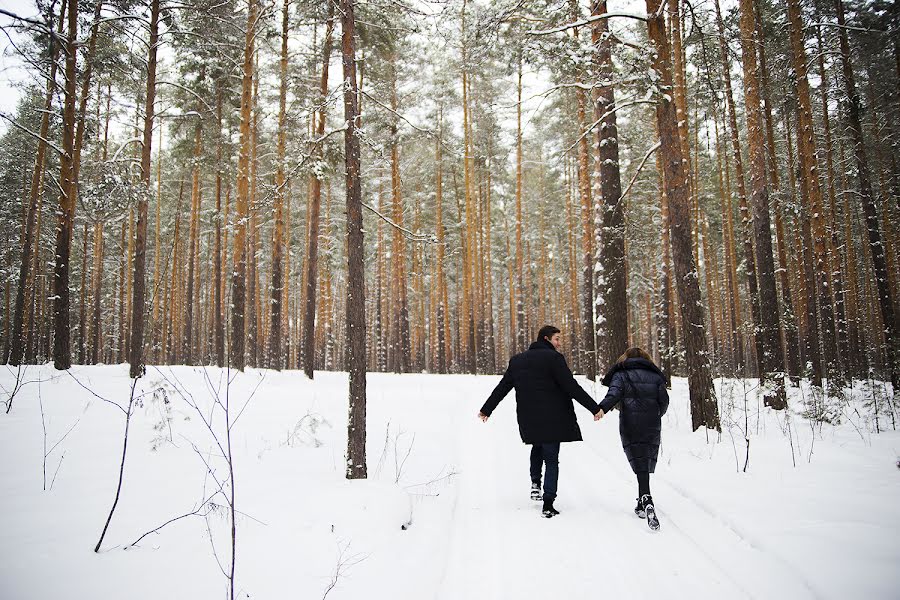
left=537, top=325, right=560, bottom=342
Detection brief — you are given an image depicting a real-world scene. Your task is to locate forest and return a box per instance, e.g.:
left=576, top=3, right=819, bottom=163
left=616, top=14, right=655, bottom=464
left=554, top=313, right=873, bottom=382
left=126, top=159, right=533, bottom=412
left=0, top=0, right=898, bottom=437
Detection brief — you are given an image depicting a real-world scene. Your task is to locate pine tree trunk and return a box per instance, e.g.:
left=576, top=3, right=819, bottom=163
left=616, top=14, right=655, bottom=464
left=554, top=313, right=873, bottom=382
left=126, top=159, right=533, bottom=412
left=435, top=107, right=448, bottom=373
left=514, top=49, right=526, bottom=350
left=590, top=0, right=627, bottom=371
left=576, top=84, right=596, bottom=379
left=815, top=22, right=850, bottom=376
left=90, top=222, right=103, bottom=364
left=51, top=0, right=80, bottom=370
left=788, top=0, right=839, bottom=388
left=10, top=0, right=67, bottom=365
left=390, top=55, right=411, bottom=373
left=214, top=89, right=225, bottom=367
left=646, top=0, right=719, bottom=430
left=184, top=116, right=203, bottom=365
left=230, top=0, right=257, bottom=372
left=833, top=0, right=897, bottom=389
left=756, top=3, right=800, bottom=380
left=738, top=0, right=786, bottom=407
left=127, top=0, right=159, bottom=377
left=300, top=4, right=335, bottom=377
left=342, top=0, right=367, bottom=479
left=714, top=0, right=761, bottom=377
left=270, top=0, right=290, bottom=370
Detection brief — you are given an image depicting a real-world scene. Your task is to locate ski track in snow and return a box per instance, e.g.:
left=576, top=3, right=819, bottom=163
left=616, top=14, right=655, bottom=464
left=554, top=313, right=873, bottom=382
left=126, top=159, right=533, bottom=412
left=435, top=400, right=821, bottom=600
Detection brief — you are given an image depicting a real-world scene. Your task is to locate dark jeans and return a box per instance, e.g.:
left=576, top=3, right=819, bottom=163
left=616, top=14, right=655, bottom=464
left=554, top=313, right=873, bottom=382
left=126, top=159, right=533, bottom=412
left=530, top=442, right=560, bottom=501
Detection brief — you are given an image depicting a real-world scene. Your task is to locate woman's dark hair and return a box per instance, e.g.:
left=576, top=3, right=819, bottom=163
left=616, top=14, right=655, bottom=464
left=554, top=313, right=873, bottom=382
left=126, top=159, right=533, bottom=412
left=537, top=325, right=560, bottom=341
left=616, top=347, right=653, bottom=364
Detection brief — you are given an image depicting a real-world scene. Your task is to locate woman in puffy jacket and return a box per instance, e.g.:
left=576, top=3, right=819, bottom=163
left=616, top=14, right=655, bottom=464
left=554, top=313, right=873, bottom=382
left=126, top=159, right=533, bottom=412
left=597, top=347, right=669, bottom=530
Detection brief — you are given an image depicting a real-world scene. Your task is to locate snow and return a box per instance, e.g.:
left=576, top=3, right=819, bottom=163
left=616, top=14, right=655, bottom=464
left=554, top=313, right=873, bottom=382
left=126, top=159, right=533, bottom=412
left=1, top=365, right=898, bottom=599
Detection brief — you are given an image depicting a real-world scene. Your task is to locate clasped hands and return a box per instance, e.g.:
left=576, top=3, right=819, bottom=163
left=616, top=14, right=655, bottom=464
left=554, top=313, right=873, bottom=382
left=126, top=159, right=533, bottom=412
left=477, top=409, right=605, bottom=422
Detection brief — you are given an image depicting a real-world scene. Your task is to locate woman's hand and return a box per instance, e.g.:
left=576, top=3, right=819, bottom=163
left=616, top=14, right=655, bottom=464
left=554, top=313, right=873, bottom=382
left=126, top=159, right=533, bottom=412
left=594, top=409, right=605, bottom=421
left=478, top=412, right=489, bottom=422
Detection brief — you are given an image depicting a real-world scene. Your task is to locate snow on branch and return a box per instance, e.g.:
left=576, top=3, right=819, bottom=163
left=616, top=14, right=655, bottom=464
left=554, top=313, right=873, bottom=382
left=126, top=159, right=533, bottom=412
left=363, top=202, right=438, bottom=245
left=0, top=7, right=68, bottom=45
left=617, top=141, right=661, bottom=207
left=527, top=12, right=648, bottom=36
left=0, top=111, right=67, bottom=157
left=360, top=89, right=434, bottom=137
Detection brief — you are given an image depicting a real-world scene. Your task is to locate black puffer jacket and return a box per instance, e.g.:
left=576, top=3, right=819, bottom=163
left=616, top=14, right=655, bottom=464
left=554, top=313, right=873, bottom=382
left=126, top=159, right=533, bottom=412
left=481, top=339, right=601, bottom=444
left=599, top=358, right=669, bottom=473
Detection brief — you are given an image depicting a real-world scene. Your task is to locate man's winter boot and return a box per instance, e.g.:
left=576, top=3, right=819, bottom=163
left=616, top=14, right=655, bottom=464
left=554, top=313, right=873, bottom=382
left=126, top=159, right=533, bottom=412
left=634, top=497, right=646, bottom=519
left=640, top=494, right=659, bottom=531
left=530, top=482, right=542, bottom=501
left=541, top=499, right=560, bottom=518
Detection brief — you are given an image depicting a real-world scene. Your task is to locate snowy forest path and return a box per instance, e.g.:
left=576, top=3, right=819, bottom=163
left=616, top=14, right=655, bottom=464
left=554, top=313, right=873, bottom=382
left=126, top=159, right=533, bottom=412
left=435, top=392, right=820, bottom=599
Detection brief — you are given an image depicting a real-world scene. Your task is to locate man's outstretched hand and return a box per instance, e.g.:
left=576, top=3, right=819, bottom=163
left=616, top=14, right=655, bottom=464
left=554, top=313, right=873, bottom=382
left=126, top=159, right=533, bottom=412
left=594, top=409, right=605, bottom=421
left=478, top=412, right=489, bottom=422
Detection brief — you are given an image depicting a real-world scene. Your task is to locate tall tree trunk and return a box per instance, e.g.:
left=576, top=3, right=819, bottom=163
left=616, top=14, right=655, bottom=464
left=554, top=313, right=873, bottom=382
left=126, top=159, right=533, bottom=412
left=342, top=0, right=367, bottom=479
left=230, top=0, right=257, bottom=372
left=78, top=223, right=88, bottom=364
left=755, top=1, right=800, bottom=380
left=214, top=89, right=225, bottom=367
left=714, top=0, right=761, bottom=377
left=52, top=0, right=79, bottom=370
left=515, top=48, right=526, bottom=349
left=788, top=0, right=839, bottom=389
left=435, top=107, right=448, bottom=373
left=301, top=3, right=335, bottom=377
left=645, top=0, right=719, bottom=431
left=10, top=0, right=66, bottom=365
left=128, top=0, right=159, bottom=378
left=247, top=61, right=260, bottom=368
left=184, top=114, right=203, bottom=366
left=833, top=0, right=897, bottom=389
left=738, top=0, right=786, bottom=407
left=591, top=0, right=628, bottom=371
left=815, top=22, right=850, bottom=376
left=576, top=75, right=596, bottom=379
left=390, top=54, right=411, bottom=373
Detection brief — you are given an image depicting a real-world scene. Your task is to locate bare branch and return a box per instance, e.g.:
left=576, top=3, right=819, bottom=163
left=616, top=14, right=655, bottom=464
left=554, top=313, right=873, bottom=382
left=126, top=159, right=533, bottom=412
left=362, top=202, right=437, bottom=244
left=618, top=141, right=661, bottom=206
left=0, top=112, right=66, bottom=157
left=527, top=12, right=648, bottom=36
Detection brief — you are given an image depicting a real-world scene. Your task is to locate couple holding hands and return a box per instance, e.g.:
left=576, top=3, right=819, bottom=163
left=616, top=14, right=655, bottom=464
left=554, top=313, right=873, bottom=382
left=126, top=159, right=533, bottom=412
left=478, top=325, right=668, bottom=530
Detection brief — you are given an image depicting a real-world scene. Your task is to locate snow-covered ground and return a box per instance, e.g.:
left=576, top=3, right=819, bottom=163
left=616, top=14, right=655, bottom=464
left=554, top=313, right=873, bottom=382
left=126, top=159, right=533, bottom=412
left=0, top=364, right=897, bottom=599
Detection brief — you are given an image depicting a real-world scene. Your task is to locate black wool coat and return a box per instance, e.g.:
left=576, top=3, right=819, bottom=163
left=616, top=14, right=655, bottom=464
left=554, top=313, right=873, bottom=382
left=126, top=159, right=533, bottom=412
left=599, top=357, right=669, bottom=474
left=480, top=339, right=601, bottom=444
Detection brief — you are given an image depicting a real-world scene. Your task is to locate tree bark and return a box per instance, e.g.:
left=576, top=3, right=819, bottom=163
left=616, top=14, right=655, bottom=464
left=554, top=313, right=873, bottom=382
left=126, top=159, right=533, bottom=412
left=591, top=0, right=628, bottom=371
left=342, top=0, right=367, bottom=479
left=645, top=0, right=719, bottom=431
left=738, top=0, right=786, bottom=407
left=10, top=0, right=67, bottom=365
left=714, top=0, right=761, bottom=377
left=127, top=0, right=159, bottom=378
left=230, top=0, right=257, bottom=372
left=51, top=0, right=79, bottom=370
left=833, top=0, right=897, bottom=389
left=788, top=0, right=839, bottom=388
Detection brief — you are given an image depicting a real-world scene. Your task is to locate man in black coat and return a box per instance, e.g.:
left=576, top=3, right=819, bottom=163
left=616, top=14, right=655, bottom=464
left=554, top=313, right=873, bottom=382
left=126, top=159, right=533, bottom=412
left=478, top=325, right=603, bottom=518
